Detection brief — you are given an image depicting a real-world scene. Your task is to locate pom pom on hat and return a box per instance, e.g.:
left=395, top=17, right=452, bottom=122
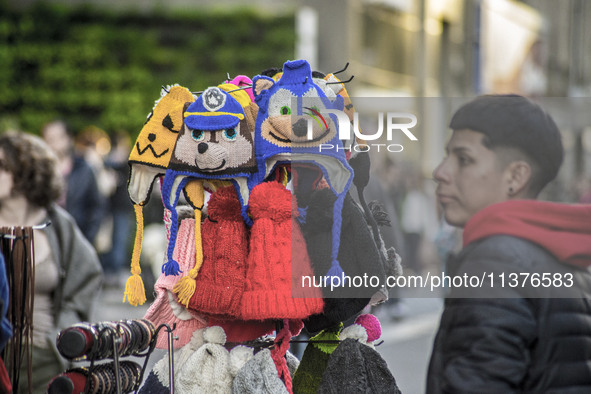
left=355, top=314, right=382, bottom=343
left=177, top=326, right=233, bottom=393
left=229, top=345, right=254, bottom=377
left=239, top=182, right=323, bottom=321
left=339, top=314, right=382, bottom=348
left=232, top=349, right=289, bottom=394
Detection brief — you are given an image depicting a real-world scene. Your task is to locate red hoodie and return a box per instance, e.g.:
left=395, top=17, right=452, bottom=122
left=463, top=200, right=591, bottom=268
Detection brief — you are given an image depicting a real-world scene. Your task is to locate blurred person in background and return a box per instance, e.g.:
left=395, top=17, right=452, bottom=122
left=427, top=95, right=591, bottom=393
left=100, top=132, right=134, bottom=287
left=400, top=163, right=439, bottom=276
left=0, top=131, right=103, bottom=393
left=365, top=156, right=408, bottom=321
left=41, top=120, right=106, bottom=244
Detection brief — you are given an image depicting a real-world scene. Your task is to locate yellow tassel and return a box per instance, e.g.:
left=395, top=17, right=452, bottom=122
left=123, top=204, right=146, bottom=306
left=174, top=180, right=205, bottom=307
left=123, top=273, right=146, bottom=307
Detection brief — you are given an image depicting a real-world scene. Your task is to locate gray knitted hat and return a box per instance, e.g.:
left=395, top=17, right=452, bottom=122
left=318, top=338, right=401, bottom=394
left=232, top=349, right=288, bottom=394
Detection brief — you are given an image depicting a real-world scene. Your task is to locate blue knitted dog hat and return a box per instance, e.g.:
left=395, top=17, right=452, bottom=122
left=249, top=59, right=354, bottom=282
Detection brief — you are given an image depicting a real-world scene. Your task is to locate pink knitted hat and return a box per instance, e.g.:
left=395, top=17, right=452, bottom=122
left=144, top=212, right=207, bottom=349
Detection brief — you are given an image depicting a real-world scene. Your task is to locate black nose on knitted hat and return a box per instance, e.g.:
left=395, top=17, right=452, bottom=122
left=293, top=118, right=309, bottom=138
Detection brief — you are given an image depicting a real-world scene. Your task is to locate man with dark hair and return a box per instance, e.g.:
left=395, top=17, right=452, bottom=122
left=426, top=95, right=591, bottom=393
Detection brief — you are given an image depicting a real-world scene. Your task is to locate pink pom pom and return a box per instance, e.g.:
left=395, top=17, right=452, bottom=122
left=354, top=314, right=381, bottom=343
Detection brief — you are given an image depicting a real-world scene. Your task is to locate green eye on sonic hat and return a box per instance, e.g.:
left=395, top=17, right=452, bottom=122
left=185, top=87, right=245, bottom=131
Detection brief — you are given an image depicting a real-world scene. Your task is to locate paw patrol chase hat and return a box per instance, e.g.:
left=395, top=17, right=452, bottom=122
left=184, top=86, right=245, bottom=131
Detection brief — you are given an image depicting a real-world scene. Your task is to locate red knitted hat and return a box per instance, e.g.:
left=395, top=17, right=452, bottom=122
left=239, top=181, right=323, bottom=321
left=208, top=317, right=275, bottom=343
left=187, top=185, right=248, bottom=318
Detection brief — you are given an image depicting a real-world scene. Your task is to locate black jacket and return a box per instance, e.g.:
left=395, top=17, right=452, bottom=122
left=427, top=235, right=591, bottom=394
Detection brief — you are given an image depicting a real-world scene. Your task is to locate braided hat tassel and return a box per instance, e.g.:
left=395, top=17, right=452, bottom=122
left=174, top=179, right=205, bottom=307
left=123, top=204, right=147, bottom=306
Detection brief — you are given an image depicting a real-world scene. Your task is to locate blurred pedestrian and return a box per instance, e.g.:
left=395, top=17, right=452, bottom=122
left=101, top=132, right=134, bottom=287
left=427, top=95, right=591, bottom=393
left=41, top=120, right=106, bottom=244
left=0, top=131, right=103, bottom=393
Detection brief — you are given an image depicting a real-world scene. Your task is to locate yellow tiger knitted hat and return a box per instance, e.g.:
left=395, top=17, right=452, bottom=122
left=124, top=84, right=195, bottom=306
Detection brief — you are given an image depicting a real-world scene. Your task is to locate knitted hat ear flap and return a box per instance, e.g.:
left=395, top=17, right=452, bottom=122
left=187, top=185, right=249, bottom=318
left=159, top=172, right=188, bottom=276
left=297, top=188, right=385, bottom=333
left=144, top=217, right=207, bottom=349
left=292, top=323, right=343, bottom=394
left=239, top=181, right=323, bottom=321
left=173, top=179, right=205, bottom=307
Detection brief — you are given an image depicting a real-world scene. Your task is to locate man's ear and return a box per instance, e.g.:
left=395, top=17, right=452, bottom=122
left=506, top=160, right=532, bottom=197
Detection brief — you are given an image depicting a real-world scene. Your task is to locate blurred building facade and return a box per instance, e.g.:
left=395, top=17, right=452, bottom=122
left=298, top=0, right=591, bottom=201
left=8, top=0, right=591, bottom=201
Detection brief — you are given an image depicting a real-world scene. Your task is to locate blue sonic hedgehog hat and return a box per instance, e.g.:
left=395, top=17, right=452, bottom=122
left=249, top=59, right=354, bottom=282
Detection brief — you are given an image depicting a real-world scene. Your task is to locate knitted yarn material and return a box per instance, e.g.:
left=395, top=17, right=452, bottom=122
left=177, top=326, right=233, bottom=394
left=126, top=84, right=195, bottom=305
left=160, top=83, right=258, bottom=275
left=292, top=324, right=342, bottom=394
left=298, top=188, right=386, bottom=333
left=354, top=314, right=381, bottom=343
left=318, top=338, right=401, bottom=394
left=138, top=328, right=206, bottom=393
left=249, top=59, right=354, bottom=284
left=209, top=317, right=275, bottom=344
left=232, top=349, right=288, bottom=394
left=188, top=185, right=249, bottom=318
left=239, top=181, right=323, bottom=321
left=144, top=217, right=207, bottom=349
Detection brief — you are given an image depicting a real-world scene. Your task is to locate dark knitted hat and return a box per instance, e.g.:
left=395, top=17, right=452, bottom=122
left=298, top=187, right=386, bottom=333
left=318, top=338, right=401, bottom=394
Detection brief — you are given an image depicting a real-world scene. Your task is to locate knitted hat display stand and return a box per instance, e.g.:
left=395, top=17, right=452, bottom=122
left=123, top=60, right=401, bottom=394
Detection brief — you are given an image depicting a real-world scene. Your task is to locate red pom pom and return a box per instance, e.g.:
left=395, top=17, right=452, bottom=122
left=248, top=181, right=292, bottom=221
left=207, top=186, right=242, bottom=221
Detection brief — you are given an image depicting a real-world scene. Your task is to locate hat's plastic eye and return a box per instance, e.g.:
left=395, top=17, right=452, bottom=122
left=192, top=130, right=205, bottom=141
left=280, top=106, right=291, bottom=115
left=223, top=128, right=237, bottom=141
